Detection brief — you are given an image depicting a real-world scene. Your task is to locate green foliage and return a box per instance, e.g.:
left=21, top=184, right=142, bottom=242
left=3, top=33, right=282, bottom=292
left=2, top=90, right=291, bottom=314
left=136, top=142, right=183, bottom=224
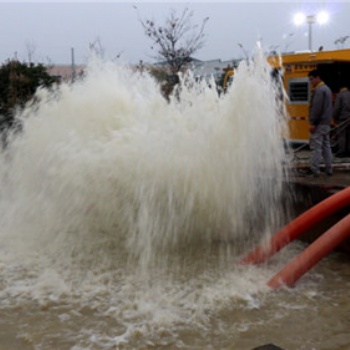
left=0, top=60, right=58, bottom=128
left=147, top=67, right=179, bottom=102
left=147, top=67, right=169, bottom=83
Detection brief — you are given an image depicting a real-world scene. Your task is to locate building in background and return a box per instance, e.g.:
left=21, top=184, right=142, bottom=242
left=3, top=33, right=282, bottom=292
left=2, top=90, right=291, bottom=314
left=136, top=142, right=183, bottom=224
left=47, top=64, right=85, bottom=83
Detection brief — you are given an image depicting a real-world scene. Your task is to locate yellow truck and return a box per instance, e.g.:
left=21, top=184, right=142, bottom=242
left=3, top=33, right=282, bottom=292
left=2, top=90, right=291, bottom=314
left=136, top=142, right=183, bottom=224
left=223, top=49, right=350, bottom=144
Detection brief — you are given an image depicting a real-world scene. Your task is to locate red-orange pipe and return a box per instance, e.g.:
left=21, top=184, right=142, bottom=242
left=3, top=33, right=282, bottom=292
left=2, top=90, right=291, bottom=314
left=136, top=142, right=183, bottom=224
left=239, top=186, right=350, bottom=265
left=267, top=212, right=350, bottom=289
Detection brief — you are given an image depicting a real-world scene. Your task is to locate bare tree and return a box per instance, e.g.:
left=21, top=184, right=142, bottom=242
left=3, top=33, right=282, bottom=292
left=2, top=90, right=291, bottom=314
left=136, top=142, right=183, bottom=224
left=138, top=7, right=209, bottom=74
left=282, top=32, right=294, bottom=52
left=334, top=36, right=349, bottom=49
left=25, top=41, right=36, bottom=64
left=45, top=56, right=54, bottom=70
left=89, top=37, right=105, bottom=58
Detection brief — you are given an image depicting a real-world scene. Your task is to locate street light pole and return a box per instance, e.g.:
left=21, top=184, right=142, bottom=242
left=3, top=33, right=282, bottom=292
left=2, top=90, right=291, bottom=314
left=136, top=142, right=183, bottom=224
left=307, top=15, right=315, bottom=51
left=293, top=11, right=329, bottom=52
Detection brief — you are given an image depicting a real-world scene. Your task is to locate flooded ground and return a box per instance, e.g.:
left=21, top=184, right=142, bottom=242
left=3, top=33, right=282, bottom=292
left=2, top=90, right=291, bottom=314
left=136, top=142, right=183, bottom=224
left=0, top=241, right=349, bottom=350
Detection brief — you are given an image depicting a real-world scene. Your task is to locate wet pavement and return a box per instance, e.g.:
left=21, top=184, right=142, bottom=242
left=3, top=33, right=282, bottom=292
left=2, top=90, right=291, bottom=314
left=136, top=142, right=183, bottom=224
left=288, top=150, right=350, bottom=189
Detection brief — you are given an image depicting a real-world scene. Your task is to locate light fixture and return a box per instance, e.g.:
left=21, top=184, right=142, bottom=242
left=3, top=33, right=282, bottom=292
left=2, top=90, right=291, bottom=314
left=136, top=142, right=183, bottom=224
left=293, top=11, right=329, bottom=51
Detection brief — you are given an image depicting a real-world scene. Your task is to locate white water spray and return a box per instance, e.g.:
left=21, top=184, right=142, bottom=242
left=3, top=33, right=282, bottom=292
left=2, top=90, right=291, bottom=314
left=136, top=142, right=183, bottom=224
left=0, top=50, right=288, bottom=283
left=0, top=49, right=299, bottom=349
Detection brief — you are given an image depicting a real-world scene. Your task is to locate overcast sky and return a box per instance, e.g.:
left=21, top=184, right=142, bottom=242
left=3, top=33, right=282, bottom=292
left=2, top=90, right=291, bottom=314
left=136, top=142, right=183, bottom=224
left=1, top=1, right=350, bottom=65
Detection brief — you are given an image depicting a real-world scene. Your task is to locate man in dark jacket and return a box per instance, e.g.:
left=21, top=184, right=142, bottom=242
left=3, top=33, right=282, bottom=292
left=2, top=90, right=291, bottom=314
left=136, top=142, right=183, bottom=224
left=333, top=83, right=350, bottom=157
left=307, top=69, right=333, bottom=177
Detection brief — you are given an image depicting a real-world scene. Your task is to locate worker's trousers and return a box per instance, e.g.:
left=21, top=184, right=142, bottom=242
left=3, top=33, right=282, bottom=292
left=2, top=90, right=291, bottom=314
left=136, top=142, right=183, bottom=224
left=309, top=124, right=333, bottom=174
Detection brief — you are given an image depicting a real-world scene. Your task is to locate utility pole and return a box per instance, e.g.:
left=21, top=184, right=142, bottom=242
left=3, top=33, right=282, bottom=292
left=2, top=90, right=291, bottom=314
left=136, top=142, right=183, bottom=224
left=71, top=47, right=76, bottom=82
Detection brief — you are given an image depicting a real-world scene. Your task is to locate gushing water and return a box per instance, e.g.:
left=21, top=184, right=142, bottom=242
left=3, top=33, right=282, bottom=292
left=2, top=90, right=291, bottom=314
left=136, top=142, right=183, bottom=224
left=0, top=51, right=292, bottom=349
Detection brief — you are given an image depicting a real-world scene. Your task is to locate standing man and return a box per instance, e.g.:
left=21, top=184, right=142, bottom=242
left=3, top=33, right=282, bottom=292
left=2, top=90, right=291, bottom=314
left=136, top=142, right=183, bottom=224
left=333, top=83, right=350, bottom=157
left=307, top=69, right=333, bottom=177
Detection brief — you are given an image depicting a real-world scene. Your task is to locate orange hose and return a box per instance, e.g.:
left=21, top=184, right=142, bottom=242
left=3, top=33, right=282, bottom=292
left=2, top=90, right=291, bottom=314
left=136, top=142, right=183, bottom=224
left=239, top=186, right=350, bottom=265
left=267, top=212, right=350, bottom=289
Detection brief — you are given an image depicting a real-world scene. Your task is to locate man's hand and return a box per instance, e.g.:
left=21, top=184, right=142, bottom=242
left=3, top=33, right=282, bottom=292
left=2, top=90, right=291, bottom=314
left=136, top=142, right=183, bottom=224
left=309, top=125, right=316, bottom=133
